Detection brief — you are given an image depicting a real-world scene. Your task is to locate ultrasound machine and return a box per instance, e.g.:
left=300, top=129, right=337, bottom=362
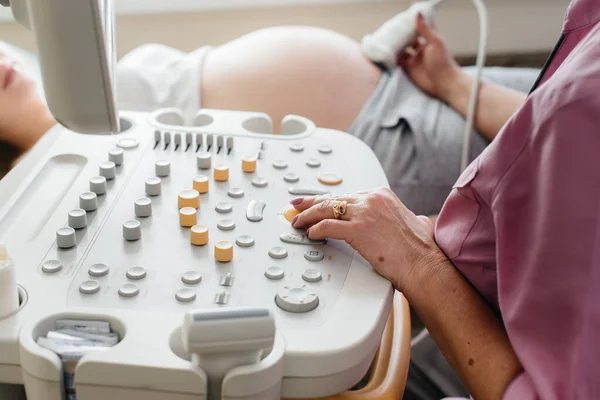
left=0, top=1, right=412, bottom=399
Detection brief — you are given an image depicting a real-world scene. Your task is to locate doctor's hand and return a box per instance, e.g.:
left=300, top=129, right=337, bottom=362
left=290, top=188, right=449, bottom=292
left=398, top=12, right=461, bottom=103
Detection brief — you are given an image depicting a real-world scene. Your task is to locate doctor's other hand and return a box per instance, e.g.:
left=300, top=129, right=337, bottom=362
left=290, top=188, right=450, bottom=292
left=398, top=12, right=461, bottom=103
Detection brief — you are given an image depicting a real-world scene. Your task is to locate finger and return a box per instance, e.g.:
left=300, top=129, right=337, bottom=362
left=293, top=201, right=357, bottom=229
left=291, top=193, right=358, bottom=211
left=404, top=46, right=418, bottom=58
left=307, top=219, right=352, bottom=241
left=415, top=12, right=439, bottom=43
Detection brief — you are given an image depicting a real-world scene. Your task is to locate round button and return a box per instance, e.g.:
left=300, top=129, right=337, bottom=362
left=284, top=173, right=299, bottom=183
left=268, top=246, right=288, bottom=259
left=89, top=176, right=107, bottom=195
left=175, top=288, right=197, bottom=303
left=306, top=158, right=321, bottom=168
left=289, top=143, right=304, bottom=152
left=275, top=286, right=319, bottom=313
left=178, top=190, right=200, bottom=209
left=273, top=160, right=288, bottom=170
left=252, top=177, right=268, bottom=188
left=227, top=188, right=245, bottom=198
left=214, top=165, right=229, bottom=182
left=79, top=192, right=98, bottom=212
left=135, top=198, right=152, bottom=218
left=215, top=202, right=233, bottom=214
left=283, top=206, right=300, bottom=223
left=79, top=280, right=101, bottom=295
left=197, top=152, right=212, bottom=170
left=68, top=208, right=87, bottom=229
left=318, top=172, right=343, bottom=186
left=155, top=160, right=171, bottom=177
left=242, top=157, right=257, bottom=173
left=42, top=260, right=63, bottom=273
left=190, top=224, right=209, bottom=246
left=302, top=269, right=322, bottom=283
left=214, top=241, right=234, bottom=263
left=126, top=266, right=147, bottom=280
left=145, top=177, right=162, bottom=196
left=108, top=148, right=124, bottom=166
left=179, top=207, right=197, bottom=227
left=56, top=227, right=76, bottom=249
left=318, top=145, right=333, bottom=154
left=182, top=270, right=202, bottom=285
left=304, top=249, right=325, bottom=262
left=119, top=283, right=140, bottom=298
left=264, top=266, right=284, bottom=280
left=193, top=175, right=209, bottom=194
left=117, top=138, right=139, bottom=149
left=89, top=263, right=109, bottom=277
left=236, top=235, right=255, bottom=248
left=123, top=220, right=142, bottom=241
left=217, top=219, right=236, bottom=231
left=99, top=161, right=116, bottom=180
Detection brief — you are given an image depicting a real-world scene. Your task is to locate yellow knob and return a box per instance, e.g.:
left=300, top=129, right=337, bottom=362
left=190, top=224, right=209, bottom=246
left=283, top=206, right=300, bottom=223
left=318, top=172, right=343, bottom=186
left=178, top=190, right=200, bottom=209
left=214, top=165, right=229, bottom=182
left=179, top=207, right=197, bottom=227
left=242, top=157, right=257, bottom=173
left=193, top=175, right=209, bottom=194
left=214, top=240, right=233, bottom=263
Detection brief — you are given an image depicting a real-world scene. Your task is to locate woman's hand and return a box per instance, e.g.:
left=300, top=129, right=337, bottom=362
left=397, top=13, right=462, bottom=102
left=291, top=188, right=449, bottom=292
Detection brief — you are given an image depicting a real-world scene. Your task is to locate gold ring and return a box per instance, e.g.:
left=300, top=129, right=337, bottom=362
left=332, top=201, right=348, bottom=219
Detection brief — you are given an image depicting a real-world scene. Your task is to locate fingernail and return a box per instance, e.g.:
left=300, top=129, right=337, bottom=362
left=290, top=198, right=303, bottom=206
left=292, top=215, right=299, bottom=226
left=306, top=228, right=311, bottom=238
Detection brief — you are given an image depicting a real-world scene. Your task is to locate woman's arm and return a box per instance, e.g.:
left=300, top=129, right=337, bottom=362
left=405, top=256, right=522, bottom=399
left=439, top=69, right=526, bottom=142
left=291, top=190, right=522, bottom=399
left=400, top=13, right=526, bottom=142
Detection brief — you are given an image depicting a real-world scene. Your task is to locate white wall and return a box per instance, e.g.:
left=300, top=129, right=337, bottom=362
left=0, top=0, right=569, bottom=58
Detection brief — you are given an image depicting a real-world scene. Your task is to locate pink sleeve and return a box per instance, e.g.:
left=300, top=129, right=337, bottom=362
left=492, top=89, right=600, bottom=399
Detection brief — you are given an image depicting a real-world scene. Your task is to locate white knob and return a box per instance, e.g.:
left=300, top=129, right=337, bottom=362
left=123, top=220, right=142, bottom=241
left=145, top=177, right=162, bottom=196
left=89, top=176, right=107, bottom=195
left=135, top=198, right=152, bottom=217
left=99, top=161, right=116, bottom=180
left=56, top=227, right=76, bottom=249
left=108, top=148, right=124, bottom=166
left=197, top=152, right=212, bottom=170
left=68, top=209, right=87, bottom=229
left=79, top=192, right=98, bottom=212
left=155, top=160, right=171, bottom=177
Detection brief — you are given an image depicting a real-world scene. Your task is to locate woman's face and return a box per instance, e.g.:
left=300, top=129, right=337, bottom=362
left=0, top=44, right=47, bottom=138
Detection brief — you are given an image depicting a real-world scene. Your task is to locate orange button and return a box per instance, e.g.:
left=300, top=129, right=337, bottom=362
left=214, top=241, right=233, bottom=262
left=242, top=157, right=257, bottom=173
left=193, top=175, right=209, bottom=194
left=318, top=172, right=342, bottom=186
left=178, top=190, right=200, bottom=209
left=180, top=207, right=197, bottom=227
left=190, top=224, right=209, bottom=246
left=214, top=165, right=229, bottom=182
left=283, top=206, right=300, bottom=223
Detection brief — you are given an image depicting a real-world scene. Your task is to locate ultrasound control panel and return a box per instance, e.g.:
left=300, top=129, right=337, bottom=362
left=0, top=109, right=393, bottom=399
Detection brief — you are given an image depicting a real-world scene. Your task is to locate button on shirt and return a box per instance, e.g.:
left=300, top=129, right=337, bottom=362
left=435, top=1, right=600, bottom=398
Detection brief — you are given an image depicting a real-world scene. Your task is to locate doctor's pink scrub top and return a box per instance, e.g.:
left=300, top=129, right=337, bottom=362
left=435, top=0, right=600, bottom=398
